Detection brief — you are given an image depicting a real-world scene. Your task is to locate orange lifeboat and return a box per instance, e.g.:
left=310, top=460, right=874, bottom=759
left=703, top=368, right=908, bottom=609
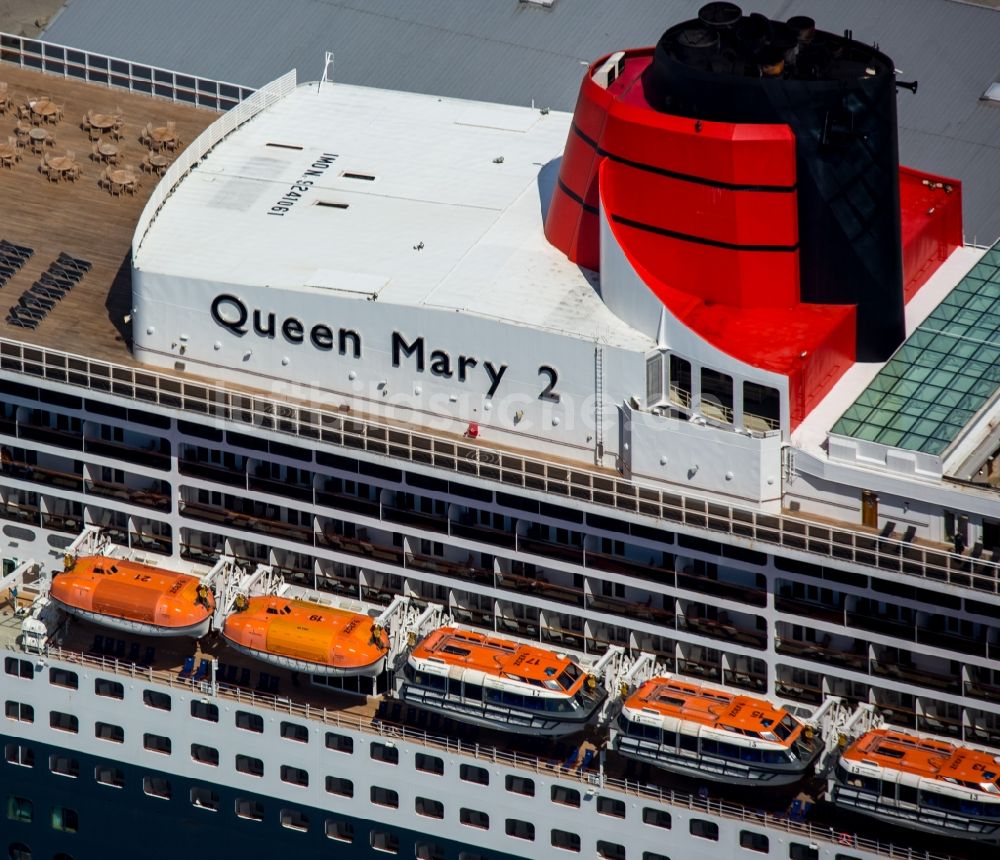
left=222, top=595, right=388, bottom=677
left=50, top=555, right=214, bottom=638
left=400, top=626, right=606, bottom=735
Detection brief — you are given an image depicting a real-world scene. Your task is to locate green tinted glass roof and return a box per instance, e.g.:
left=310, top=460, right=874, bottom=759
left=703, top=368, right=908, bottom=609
left=832, top=242, right=1000, bottom=455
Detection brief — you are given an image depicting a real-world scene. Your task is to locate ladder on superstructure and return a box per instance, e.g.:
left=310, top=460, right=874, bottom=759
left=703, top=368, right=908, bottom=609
left=594, top=345, right=605, bottom=465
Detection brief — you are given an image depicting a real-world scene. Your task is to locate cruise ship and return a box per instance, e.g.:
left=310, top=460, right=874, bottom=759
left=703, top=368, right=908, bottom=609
left=1, top=5, right=999, bottom=860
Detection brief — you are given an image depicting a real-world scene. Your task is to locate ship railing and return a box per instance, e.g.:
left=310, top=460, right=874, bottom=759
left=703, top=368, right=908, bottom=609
left=0, top=32, right=255, bottom=111
left=42, top=642, right=958, bottom=860
left=2, top=337, right=1000, bottom=596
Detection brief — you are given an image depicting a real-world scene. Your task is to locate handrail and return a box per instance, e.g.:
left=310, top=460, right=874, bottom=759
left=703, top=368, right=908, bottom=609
left=1, top=336, right=998, bottom=595
left=43, top=644, right=957, bottom=860
left=0, top=31, right=254, bottom=111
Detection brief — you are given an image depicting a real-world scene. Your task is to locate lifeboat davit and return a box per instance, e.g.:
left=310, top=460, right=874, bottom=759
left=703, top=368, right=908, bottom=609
left=50, top=555, right=214, bottom=638
left=831, top=729, right=1000, bottom=843
left=615, top=677, right=819, bottom=786
left=399, top=626, right=606, bottom=736
left=222, top=595, right=388, bottom=677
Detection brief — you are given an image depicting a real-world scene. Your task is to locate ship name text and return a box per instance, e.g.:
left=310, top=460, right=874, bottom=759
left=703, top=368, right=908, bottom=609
left=267, top=153, right=339, bottom=216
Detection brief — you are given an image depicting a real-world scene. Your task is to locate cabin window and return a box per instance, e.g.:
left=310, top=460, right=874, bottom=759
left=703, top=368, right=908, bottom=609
left=700, top=368, right=733, bottom=423
left=190, top=787, right=219, bottom=812
left=191, top=701, right=219, bottom=722
left=597, top=842, right=626, bottom=860
left=371, top=829, right=400, bottom=854
left=325, top=819, right=354, bottom=842
left=95, top=722, right=124, bottom=744
left=597, top=797, right=625, bottom=819
left=280, top=809, right=309, bottom=832
left=143, top=777, right=171, bottom=799
left=95, top=678, right=124, bottom=699
left=644, top=854, right=671, bottom=860
left=506, top=775, right=535, bottom=796
left=459, top=854, right=485, bottom=860
left=235, top=710, right=263, bottom=732
left=95, top=766, right=124, bottom=788
left=191, top=744, right=219, bottom=766
left=415, top=797, right=444, bottom=819
left=49, top=711, right=78, bottom=733
left=280, top=721, right=308, bottom=743
left=789, top=846, right=819, bottom=860
left=51, top=806, right=79, bottom=833
left=460, top=808, right=490, bottom=829
left=235, top=798, right=264, bottom=821
left=415, top=842, right=445, bottom=860
left=690, top=819, right=719, bottom=840
left=371, top=786, right=398, bottom=808
left=143, top=690, right=171, bottom=711
left=281, top=765, right=309, bottom=787
left=48, top=668, right=78, bottom=689
left=5, top=701, right=33, bottom=723
left=326, top=776, right=353, bottom=797
left=326, top=731, right=354, bottom=754
left=5, top=744, right=33, bottom=768
left=4, top=658, right=33, bottom=679
left=506, top=819, right=535, bottom=841
left=642, top=808, right=671, bottom=829
left=464, top=682, right=483, bottom=701
left=551, top=829, right=581, bottom=852
left=668, top=355, right=691, bottom=407
left=898, top=784, right=918, bottom=805
left=744, top=381, right=780, bottom=431
left=235, top=755, right=263, bottom=777
left=49, top=755, right=78, bottom=777
left=460, top=764, right=489, bottom=785
left=740, top=831, right=769, bottom=853
left=6, top=796, right=33, bottom=823
left=551, top=785, right=581, bottom=807
left=371, top=742, right=399, bottom=764
left=415, top=753, right=443, bottom=775
left=143, top=733, right=171, bottom=755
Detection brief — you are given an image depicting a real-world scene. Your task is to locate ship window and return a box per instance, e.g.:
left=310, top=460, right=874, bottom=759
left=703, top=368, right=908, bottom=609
left=4, top=744, right=33, bottom=768
left=744, top=382, right=780, bottom=431
left=680, top=733, right=698, bottom=752
left=789, top=845, right=818, bottom=860
left=506, top=775, right=535, bottom=796
left=371, top=830, right=399, bottom=854
left=142, top=776, right=171, bottom=799
left=6, top=797, right=32, bottom=823
left=95, top=722, right=124, bottom=744
left=95, top=766, right=124, bottom=788
left=898, top=784, right=917, bottom=805
left=325, top=731, right=354, bottom=754
left=49, top=711, right=78, bottom=733
left=4, top=699, right=35, bottom=723
left=235, top=798, right=264, bottom=821
left=458, top=854, right=485, bottom=860
left=740, top=831, right=769, bottom=853
left=642, top=808, right=671, bottom=829
left=371, top=786, right=399, bottom=808
left=415, top=753, right=443, bottom=775
left=235, top=754, right=264, bottom=777
left=48, top=668, right=77, bottom=689
left=8, top=843, right=31, bottom=860
left=668, top=355, right=691, bottom=408
left=835, top=856, right=861, bottom=860
left=4, top=658, right=33, bottom=679
left=460, top=764, right=489, bottom=785
left=551, top=785, right=581, bottom=807
left=280, top=721, right=308, bottom=743
left=143, top=733, right=171, bottom=754
left=690, top=819, right=719, bottom=840
left=460, top=808, right=490, bottom=829
left=50, top=806, right=78, bottom=833
left=597, top=841, right=626, bottom=860
left=415, top=842, right=444, bottom=860
left=190, top=787, right=219, bottom=812
left=506, top=818, right=535, bottom=841
left=701, top=368, right=733, bottom=424
left=191, top=701, right=219, bottom=722
left=371, top=742, right=399, bottom=764
left=415, top=797, right=444, bottom=819
left=235, top=711, right=263, bottom=732
left=142, top=690, right=171, bottom=711
left=48, top=755, right=78, bottom=778
left=464, top=682, right=483, bottom=701
left=326, top=819, right=354, bottom=842
left=597, top=797, right=625, bottom=819
left=644, top=854, right=671, bottom=860
left=94, top=678, right=124, bottom=699
left=281, top=765, right=309, bottom=787
left=552, top=829, right=581, bottom=852
left=326, top=776, right=353, bottom=797
left=280, top=809, right=309, bottom=832
left=191, top=744, right=219, bottom=766
left=719, top=741, right=740, bottom=759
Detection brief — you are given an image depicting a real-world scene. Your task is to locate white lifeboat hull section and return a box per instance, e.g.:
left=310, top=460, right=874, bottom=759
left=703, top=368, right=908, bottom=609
left=52, top=600, right=211, bottom=639
left=225, top=639, right=387, bottom=678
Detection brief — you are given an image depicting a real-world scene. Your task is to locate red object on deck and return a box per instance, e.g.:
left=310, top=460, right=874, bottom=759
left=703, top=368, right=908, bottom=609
left=465, top=422, right=480, bottom=439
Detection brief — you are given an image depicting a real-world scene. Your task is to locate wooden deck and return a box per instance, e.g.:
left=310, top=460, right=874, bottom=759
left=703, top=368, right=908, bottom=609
left=0, top=64, right=215, bottom=362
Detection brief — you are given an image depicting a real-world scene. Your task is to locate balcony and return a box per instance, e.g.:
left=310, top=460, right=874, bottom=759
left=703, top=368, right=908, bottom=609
left=180, top=500, right=313, bottom=546
left=775, top=636, right=867, bottom=672
left=915, top=626, right=987, bottom=657
left=383, top=503, right=448, bottom=534
left=870, top=656, right=961, bottom=694
left=86, top=478, right=170, bottom=512
left=16, top=423, right=82, bottom=450
left=41, top=512, right=82, bottom=533
left=848, top=611, right=916, bottom=641
left=129, top=531, right=172, bottom=556
left=586, top=593, right=674, bottom=627
left=677, top=572, right=766, bottom=607
left=248, top=473, right=313, bottom=503
left=318, top=526, right=404, bottom=565
left=774, top=595, right=845, bottom=626
left=3, top=459, right=83, bottom=493
left=450, top=519, right=516, bottom=549
left=519, top=532, right=583, bottom=565
left=178, top=457, right=246, bottom=487
left=496, top=571, right=584, bottom=607
left=585, top=550, right=675, bottom=587
left=775, top=675, right=823, bottom=706
left=315, top=487, right=380, bottom=518
left=680, top=614, right=766, bottom=650
left=0, top=499, right=39, bottom=526
left=407, top=552, right=492, bottom=583
left=723, top=669, right=767, bottom=694
left=85, top=437, right=170, bottom=471
left=965, top=677, right=1000, bottom=704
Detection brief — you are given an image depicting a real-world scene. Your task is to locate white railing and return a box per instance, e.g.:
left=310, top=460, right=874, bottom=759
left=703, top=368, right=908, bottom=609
left=131, top=69, right=297, bottom=253
left=2, top=337, right=999, bottom=596
left=0, top=32, right=254, bottom=110
left=43, top=645, right=957, bottom=860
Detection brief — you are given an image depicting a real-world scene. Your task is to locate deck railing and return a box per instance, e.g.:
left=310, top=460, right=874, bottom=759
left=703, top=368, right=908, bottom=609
left=0, top=32, right=255, bottom=110
left=2, top=337, right=998, bottom=596
left=43, top=644, right=956, bottom=860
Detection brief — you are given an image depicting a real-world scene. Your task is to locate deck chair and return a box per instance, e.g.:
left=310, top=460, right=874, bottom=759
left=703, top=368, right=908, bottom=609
left=178, top=655, right=195, bottom=678
left=192, top=658, right=211, bottom=682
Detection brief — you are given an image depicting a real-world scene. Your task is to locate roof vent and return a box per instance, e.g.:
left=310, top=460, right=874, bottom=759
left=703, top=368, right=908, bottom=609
left=983, top=81, right=1000, bottom=103
left=265, top=142, right=304, bottom=150
left=341, top=171, right=375, bottom=181
left=314, top=201, right=350, bottom=209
